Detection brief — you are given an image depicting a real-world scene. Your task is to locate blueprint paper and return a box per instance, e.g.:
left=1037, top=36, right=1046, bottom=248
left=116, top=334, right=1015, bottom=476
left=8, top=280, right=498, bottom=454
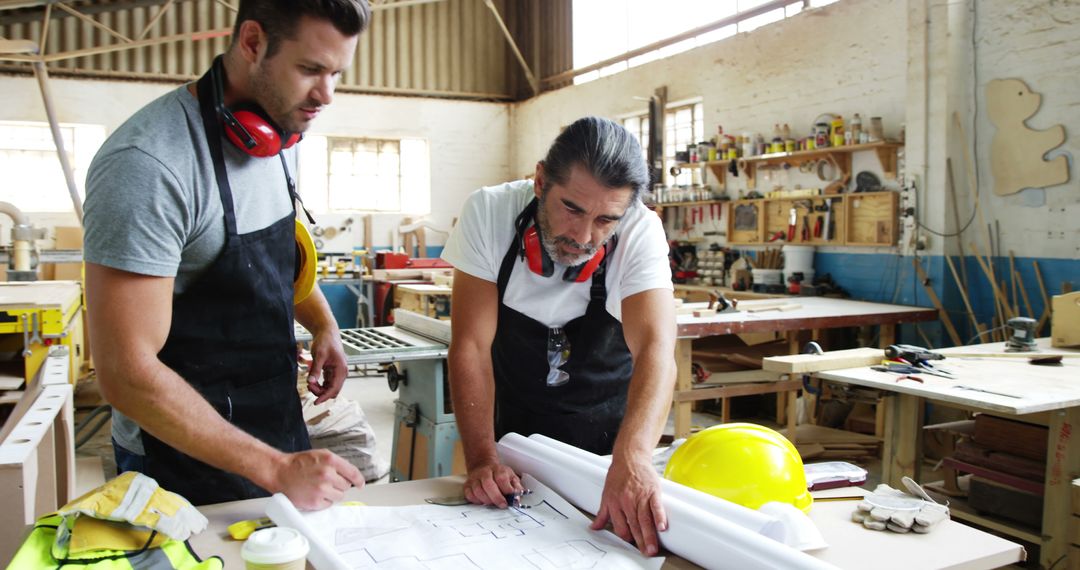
left=284, top=475, right=663, bottom=570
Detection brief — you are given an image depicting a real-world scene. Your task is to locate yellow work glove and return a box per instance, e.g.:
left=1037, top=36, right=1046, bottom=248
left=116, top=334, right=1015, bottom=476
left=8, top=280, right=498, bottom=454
left=58, top=471, right=208, bottom=541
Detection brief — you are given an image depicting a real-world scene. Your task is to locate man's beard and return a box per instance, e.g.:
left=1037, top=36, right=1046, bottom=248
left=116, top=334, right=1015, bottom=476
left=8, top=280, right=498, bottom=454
left=536, top=196, right=613, bottom=267
left=249, top=64, right=310, bottom=134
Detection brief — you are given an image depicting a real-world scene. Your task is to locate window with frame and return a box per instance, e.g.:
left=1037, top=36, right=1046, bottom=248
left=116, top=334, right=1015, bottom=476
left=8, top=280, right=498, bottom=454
left=298, top=135, right=430, bottom=214
left=0, top=121, right=105, bottom=213
left=573, top=0, right=841, bottom=85
left=622, top=102, right=704, bottom=186
left=664, top=102, right=705, bottom=186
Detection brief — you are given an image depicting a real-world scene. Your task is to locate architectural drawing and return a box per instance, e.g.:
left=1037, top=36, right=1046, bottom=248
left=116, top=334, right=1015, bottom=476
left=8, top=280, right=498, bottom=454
left=297, top=476, right=662, bottom=570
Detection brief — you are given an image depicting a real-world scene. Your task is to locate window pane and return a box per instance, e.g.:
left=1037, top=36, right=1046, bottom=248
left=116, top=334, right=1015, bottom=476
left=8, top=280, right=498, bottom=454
left=318, top=136, right=427, bottom=214
left=573, top=0, right=813, bottom=83
left=0, top=122, right=104, bottom=213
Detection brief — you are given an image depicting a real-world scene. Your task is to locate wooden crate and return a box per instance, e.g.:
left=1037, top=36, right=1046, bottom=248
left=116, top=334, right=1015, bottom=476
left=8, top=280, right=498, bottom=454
left=845, top=191, right=898, bottom=246
left=804, top=196, right=846, bottom=245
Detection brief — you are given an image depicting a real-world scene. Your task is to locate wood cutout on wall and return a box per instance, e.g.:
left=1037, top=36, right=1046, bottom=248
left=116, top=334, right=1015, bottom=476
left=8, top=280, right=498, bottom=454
left=987, top=78, right=1070, bottom=196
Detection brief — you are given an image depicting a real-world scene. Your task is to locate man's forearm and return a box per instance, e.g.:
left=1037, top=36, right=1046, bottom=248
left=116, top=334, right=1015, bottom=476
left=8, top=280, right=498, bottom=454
left=447, top=343, right=500, bottom=469
left=295, top=285, right=339, bottom=337
left=612, top=346, right=676, bottom=462
left=102, top=358, right=286, bottom=491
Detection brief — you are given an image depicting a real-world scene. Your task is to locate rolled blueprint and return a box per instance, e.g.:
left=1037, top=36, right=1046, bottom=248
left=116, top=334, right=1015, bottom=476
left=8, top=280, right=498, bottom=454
left=526, top=433, right=794, bottom=543
left=496, top=433, right=836, bottom=570
left=266, top=493, right=350, bottom=570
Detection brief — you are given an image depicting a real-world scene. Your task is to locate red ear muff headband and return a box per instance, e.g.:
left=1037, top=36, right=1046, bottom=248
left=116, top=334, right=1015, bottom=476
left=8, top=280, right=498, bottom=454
left=223, top=104, right=302, bottom=158
left=520, top=211, right=611, bottom=283
left=211, top=57, right=301, bottom=158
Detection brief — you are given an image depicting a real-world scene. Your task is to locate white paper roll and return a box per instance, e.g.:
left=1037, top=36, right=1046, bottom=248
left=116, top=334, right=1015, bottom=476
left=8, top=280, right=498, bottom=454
left=497, top=433, right=836, bottom=570
left=526, top=433, right=790, bottom=543
left=265, top=493, right=350, bottom=570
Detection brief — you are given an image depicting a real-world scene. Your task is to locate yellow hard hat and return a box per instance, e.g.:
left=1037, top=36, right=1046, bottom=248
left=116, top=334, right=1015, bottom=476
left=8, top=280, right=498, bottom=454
left=294, top=219, right=317, bottom=304
left=664, top=423, right=812, bottom=513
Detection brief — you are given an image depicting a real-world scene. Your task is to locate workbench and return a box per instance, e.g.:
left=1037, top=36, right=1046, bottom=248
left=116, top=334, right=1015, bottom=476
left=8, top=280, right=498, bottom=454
left=186, top=475, right=1023, bottom=570
left=0, top=281, right=84, bottom=387
left=672, top=297, right=937, bottom=439
left=809, top=338, right=1079, bottom=569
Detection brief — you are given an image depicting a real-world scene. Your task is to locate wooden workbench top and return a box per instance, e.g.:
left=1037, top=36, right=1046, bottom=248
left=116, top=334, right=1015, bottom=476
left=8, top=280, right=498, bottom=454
left=676, top=297, right=937, bottom=338
left=0, top=281, right=82, bottom=309
left=816, top=338, right=1080, bottom=415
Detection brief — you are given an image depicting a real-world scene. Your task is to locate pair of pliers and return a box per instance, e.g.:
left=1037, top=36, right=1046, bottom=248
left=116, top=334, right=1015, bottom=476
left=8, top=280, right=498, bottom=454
left=872, top=363, right=955, bottom=379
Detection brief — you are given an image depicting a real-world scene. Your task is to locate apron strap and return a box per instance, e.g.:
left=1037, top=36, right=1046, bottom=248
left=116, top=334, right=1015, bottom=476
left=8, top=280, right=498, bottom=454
left=196, top=58, right=239, bottom=236
left=196, top=56, right=305, bottom=233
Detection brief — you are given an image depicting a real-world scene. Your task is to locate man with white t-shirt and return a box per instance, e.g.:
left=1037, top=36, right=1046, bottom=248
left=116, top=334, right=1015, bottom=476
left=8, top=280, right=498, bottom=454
left=441, top=116, right=677, bottom=557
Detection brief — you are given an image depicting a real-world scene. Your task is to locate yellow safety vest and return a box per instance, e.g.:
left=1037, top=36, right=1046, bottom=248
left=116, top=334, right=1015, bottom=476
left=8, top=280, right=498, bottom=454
left=8, top=513, right=223, bottom=570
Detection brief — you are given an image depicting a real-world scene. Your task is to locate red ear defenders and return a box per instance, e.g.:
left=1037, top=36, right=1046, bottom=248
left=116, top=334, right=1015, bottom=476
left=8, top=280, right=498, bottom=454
left=210, top=56, right=301, bottom=158
left=516, top=199, right=614, bottom=283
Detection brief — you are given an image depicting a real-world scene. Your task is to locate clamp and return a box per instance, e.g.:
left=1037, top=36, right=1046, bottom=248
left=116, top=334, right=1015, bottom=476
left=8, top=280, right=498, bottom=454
left=21, top=312, right=42, bottom=358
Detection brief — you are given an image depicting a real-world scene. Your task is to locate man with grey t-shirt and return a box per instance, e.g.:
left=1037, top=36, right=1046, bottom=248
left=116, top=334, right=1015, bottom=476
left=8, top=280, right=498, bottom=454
left=83, top=0, right=370, bottom=509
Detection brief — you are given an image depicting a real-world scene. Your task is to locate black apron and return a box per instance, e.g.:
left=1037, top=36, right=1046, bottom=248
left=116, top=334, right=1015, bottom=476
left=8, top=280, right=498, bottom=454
left=491, top=199, right=634, bottom=455
left=138, top=70, right=310, bottom=506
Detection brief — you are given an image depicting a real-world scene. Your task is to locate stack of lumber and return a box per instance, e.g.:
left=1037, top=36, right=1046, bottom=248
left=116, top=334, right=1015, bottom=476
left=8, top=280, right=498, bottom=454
left=943, top=414, right=1047, bottom=529
left=1071, top=479, right=1080, bottom=565
left=780, top=424, right=881, bottom=461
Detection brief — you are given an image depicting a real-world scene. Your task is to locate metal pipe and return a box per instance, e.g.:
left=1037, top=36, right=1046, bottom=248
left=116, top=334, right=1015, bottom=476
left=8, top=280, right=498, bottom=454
left=0, top=201, right=29, bottom=226
left=32, top=60, right=83, bottom=222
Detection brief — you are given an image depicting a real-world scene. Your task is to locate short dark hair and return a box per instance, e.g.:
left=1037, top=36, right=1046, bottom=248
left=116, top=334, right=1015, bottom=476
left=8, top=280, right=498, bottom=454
left=540, top=116, right=649, bottom=202
left=233, top=0, right=371, bottom=59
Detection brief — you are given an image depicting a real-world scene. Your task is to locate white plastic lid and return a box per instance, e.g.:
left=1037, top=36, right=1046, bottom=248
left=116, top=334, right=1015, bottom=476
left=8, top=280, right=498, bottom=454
left=241, top=527, right=310, bottom=565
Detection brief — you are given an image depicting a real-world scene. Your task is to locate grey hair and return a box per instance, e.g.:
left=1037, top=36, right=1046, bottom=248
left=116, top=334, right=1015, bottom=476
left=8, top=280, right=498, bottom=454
left=540, top=116, right=649, bottom=202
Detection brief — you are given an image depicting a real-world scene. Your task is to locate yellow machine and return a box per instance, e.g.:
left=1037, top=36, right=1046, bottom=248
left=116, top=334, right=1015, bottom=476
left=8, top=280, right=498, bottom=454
left=0, top=281, right=84, bottom=386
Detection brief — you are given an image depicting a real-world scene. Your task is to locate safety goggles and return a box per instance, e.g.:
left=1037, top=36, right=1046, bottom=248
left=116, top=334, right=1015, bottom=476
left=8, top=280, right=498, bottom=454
left=546, top=326, right=571, bottom=386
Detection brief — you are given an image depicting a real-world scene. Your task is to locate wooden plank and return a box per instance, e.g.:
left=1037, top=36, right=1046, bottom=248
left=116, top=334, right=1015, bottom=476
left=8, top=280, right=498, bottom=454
left=673, top=379, right=801, bottom=403
left=1053, top=292, right=1080, bottom=348
left=883, top=393, right=923, bottom=488
left=673, top=338, right=693, bottom=439
left=1043, top=406, right=1080, bottom=569
left=913, top=259, right=963, bottom=346
left=1035, top=260, right=1052, bottom=334
left=974, top=414, right=1047, bottom=462
left=1073, top=478, right=1080, bottom=516
left=946, top=254, right=980, bottom=331
left=762, top=347, right=882, bottom=373
left=777, top=424, right=881, bottom=445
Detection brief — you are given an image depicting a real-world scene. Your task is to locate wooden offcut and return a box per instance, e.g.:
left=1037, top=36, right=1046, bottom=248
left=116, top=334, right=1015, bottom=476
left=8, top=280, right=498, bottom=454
left=973, top=414, right=1048, bottom=462
left=987, top=78, right=1070, bottom=197
left=1052, top=292, right=1080, bottom=348
left=762, top=347, right=883, bottom=373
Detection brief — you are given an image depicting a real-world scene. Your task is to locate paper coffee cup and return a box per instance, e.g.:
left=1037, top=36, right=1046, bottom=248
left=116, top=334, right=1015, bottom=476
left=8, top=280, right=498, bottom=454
left=242, top=527, right=310, bottom=570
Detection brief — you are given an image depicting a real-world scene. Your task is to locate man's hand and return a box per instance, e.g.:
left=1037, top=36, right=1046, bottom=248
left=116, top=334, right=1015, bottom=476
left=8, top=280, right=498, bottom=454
left=272, top=449, right=365, bottom=510
left=463, top=460, right=524, bottom=508
left=590, top=454, right=667, bottom=557
left=307, top=329, right=348, bottom=404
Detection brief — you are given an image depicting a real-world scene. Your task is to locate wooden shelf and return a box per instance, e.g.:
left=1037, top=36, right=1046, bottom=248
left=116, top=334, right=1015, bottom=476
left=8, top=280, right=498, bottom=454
left=725, top=191, right=896, bottom=246
left=678, top=141, right=902, bottom=192
left=652, top=199, right=726, bottom=208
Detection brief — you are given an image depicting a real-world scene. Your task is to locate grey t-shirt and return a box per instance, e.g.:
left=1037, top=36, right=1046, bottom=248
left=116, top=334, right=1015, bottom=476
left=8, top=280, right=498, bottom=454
left=84, top=84, right=295, bottom=454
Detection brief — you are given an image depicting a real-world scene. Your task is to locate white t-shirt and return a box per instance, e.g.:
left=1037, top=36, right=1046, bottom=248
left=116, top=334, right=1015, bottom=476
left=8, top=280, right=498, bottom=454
left=441, top=179, right=672, bottom=326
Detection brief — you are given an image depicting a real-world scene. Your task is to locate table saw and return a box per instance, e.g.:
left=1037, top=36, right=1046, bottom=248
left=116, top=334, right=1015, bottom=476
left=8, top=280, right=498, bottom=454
left=335, top=309, right=457, bottom=482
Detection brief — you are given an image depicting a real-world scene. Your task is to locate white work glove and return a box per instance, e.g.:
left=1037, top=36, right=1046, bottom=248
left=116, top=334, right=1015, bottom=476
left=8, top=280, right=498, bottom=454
left=852, top=478, right=949, bottom=534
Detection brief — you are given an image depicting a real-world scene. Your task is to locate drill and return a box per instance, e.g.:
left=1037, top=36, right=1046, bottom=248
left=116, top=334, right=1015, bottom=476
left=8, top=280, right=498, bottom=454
left=884, top=344, right=944, bottom=364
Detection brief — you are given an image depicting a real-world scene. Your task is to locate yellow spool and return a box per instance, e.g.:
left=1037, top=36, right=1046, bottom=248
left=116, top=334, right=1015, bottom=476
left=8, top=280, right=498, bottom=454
left=294, top=219, right=317, bottom=304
